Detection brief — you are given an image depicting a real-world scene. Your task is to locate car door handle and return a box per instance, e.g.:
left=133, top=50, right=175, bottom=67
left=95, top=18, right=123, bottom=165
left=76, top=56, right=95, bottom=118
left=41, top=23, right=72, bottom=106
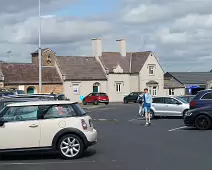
left=29, top=124, right=38, bottom=128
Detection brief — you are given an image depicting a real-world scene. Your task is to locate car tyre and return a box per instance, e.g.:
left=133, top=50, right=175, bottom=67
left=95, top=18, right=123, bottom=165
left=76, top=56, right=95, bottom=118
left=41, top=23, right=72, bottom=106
left=105, top=102, right=109, bottom=105
left=194, top=115, right=211, bottom=130
left=58, top=134, right=84, bottom=159
left=183, top=109, right=188, bottom=118
left=93, top=100, right=99, bottom=105
left=150, top=110, right=155, bottom=119
left=82, top=99, right=87, bottom=105
left=124, top=99, right=128, bottom=104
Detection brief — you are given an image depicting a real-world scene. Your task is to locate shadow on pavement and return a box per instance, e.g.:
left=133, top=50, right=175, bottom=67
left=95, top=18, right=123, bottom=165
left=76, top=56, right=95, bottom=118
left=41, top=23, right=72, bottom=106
left=0, top=149, right=96, bottom=161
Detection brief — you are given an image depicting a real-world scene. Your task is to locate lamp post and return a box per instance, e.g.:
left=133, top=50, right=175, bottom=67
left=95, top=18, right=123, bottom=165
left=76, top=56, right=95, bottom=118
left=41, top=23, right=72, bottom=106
left=38, top=0, right=42, bottom=93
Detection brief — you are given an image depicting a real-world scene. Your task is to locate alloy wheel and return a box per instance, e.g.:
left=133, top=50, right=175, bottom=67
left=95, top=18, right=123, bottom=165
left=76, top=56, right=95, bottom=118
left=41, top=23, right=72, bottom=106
left=60, top=137, right=80, bottom=158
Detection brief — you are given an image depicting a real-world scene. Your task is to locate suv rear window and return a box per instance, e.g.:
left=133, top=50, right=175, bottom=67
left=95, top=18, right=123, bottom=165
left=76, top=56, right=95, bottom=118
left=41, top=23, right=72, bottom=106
left=201, top=92, right=212, bottom=99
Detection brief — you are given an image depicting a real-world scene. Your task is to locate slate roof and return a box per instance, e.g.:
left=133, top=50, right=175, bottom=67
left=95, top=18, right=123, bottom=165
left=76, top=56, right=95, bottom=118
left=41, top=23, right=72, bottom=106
left=164, top=78, right=185, bottom=89
left=31, top=48, right=55, bottom=54
left=166, top=72, right=212, bottom=85
left=1, top=63, right=62, bottom=85
left=99, top=51, right=151, bottom=73
left=56, top=56, right=107, bottom=80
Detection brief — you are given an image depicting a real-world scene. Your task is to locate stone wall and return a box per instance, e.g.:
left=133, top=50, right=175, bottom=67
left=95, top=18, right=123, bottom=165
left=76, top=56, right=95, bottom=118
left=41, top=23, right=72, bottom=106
left=4, top=84, right=63, bottom=94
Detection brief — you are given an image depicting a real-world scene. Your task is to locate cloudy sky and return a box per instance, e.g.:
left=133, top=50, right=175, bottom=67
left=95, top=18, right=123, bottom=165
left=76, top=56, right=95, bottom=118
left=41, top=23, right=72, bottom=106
left=1, top=0, right=212, bottom=72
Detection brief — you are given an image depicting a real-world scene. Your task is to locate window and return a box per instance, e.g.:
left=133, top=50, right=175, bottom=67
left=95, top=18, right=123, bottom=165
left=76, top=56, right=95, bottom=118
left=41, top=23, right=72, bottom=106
left=1, top=106, right=38, bottom=122
left=43, top=105, right=77, bottom=119
left=148, top=65, right=155, bottom=75
left=116, top=83, right=122, bottom=92
left=152, top=86, right=157, bottom=96
left=201, top=93, right=212, bottom=99
left=169, top=89, right=175, bottom=95
left=165, top=98, right=179, bottom=104
left=153, top=97, right=164, bottom=104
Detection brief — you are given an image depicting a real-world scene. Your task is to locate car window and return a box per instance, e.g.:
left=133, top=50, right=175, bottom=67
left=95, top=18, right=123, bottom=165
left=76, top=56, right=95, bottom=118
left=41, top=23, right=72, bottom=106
left=1, top=106, right=38, bottom=122
left=88, top=93, right=92, bottom=97
left=57, top=95, right=65, bottom=100
left=99, top=93, right=107, bottom=96
left=153, top=97, right=164, bottom=103
left=201, top=93, right=212, bottom=99
left=43, top=105, right=77, bottom=119
left=165, top=98, right=179, bottom=104
left=176, top=97, right=187, bottom=103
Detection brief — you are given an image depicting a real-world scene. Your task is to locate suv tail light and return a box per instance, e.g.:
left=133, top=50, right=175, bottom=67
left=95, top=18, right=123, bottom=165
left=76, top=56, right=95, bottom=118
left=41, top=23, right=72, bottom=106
left=190, top=101, right=196, bottom=108
left=81, top=119, right=88, bottom=130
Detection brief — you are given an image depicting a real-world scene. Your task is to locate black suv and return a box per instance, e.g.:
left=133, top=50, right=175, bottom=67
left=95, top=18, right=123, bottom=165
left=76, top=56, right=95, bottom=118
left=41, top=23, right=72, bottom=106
left=123, top=92, right=142, bottom=103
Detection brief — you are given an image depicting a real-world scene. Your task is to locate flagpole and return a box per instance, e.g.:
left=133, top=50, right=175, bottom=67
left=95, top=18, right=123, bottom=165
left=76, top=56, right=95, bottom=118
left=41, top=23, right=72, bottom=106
left=38, top=0, right=42, bottom=93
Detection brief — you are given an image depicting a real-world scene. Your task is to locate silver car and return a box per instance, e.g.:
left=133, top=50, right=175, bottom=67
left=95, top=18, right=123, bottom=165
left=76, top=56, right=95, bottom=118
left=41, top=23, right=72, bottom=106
left=150, top=96, right=189, bottom=118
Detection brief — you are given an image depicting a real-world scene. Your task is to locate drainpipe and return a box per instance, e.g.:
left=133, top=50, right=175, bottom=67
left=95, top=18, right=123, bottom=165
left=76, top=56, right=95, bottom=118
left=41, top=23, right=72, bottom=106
left=129, top=54, right=132, bottom=92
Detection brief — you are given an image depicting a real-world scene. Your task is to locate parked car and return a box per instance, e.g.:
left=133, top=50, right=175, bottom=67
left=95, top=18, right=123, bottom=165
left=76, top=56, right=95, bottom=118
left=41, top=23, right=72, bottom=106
left=150, top=96, right=189, bottom=118
left=83, top=93, right=109, bottom=105
left=184, top=106, right=212, bottom=130
left=190, top=90, right=212, bottom=110
left=177, top=95, right=195, bottom=103
left=123, top=92, right=141, bottom=103
left=0, top=100, right=97, bottom=159
left=0, top=97, right=49, bottom=111
left=6, top=94, right=67, bottom=101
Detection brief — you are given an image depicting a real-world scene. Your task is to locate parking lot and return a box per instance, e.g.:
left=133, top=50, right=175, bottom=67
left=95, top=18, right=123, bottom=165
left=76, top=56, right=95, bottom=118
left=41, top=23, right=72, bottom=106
left=0, top=103, right=212, bottom=170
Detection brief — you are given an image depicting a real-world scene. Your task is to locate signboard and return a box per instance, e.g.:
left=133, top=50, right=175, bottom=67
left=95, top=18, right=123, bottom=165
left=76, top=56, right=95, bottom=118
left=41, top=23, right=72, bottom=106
left=73, top=86, right=79, bottom=94
left=185, top=85, right=199, bottom=89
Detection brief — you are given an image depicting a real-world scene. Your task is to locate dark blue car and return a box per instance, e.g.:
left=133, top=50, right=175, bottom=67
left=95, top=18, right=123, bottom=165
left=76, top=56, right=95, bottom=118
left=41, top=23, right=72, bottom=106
left=190, top=90, right=212, bottom=109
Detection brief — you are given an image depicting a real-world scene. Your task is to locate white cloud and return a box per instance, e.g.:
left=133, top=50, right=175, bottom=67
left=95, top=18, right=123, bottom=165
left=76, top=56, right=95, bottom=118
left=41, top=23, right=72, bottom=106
left=1, top=0, right=212, bottom=71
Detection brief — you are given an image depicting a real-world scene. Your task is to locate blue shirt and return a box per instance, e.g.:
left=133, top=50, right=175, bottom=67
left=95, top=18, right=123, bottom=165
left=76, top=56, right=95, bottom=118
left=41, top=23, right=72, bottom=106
left=143, top=93, right=152, bottom=107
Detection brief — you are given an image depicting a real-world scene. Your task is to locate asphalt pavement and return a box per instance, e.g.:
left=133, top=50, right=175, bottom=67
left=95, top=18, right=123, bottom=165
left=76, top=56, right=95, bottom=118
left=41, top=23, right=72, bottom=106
left=0, top=103, right=212, bottom=170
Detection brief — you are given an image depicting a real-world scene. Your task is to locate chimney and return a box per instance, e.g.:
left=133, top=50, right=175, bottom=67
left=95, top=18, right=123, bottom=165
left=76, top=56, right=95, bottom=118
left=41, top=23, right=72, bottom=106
left=116, top=39, right=126, bottom=57
left=92, top=38, right=102, bottom=57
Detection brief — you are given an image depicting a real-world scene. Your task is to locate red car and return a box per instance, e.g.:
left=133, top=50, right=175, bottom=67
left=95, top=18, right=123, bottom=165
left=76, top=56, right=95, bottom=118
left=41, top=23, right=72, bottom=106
left=82, top=93, right=109, bottom=105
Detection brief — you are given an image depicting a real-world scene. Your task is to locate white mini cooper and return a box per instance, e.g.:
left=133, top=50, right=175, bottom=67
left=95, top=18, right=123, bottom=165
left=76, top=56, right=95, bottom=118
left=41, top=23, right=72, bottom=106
left=0, top=101, right=97, bottom=159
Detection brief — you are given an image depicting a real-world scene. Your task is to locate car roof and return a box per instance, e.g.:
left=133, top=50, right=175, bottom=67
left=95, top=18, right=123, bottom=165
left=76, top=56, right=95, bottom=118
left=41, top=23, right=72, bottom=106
left=7, top=100, right=76, bottom=107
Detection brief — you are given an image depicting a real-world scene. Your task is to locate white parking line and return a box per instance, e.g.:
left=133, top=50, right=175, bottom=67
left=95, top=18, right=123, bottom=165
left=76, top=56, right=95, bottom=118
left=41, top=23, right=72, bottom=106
left=168, top=126, right=187, bottom=131
left=0, top=160, right=95, bottom=166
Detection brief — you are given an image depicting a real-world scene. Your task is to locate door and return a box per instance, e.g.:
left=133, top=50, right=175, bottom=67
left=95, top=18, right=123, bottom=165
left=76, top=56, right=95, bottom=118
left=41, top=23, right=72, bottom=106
left=85, top=93, right=93, bottom=103
left=38, top=104, right=78, bottom=147
left=164, top=97, right=182, bottom=116
left=93, top=86, right=98, bottom=93
left=0, top=106, right=40, bottom=149
left=152, top=97, right=167, bottom=116
left=27, top=87, right=34, bottom=94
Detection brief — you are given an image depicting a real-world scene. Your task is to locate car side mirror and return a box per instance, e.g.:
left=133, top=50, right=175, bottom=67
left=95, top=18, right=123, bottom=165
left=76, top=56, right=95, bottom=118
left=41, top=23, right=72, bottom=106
left=176, top=102, right=181, bottom=105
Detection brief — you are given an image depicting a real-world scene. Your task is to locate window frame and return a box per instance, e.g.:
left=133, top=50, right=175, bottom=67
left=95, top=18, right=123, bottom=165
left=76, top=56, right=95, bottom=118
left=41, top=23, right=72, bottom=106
left=169, top=89, right=175, bottom=96
left=0, top=106, right=39, bottom=123
left=148, top=65, right=155, bottom=75
left=115, top=83, right=122, bottom=93
left=152, top=86, right=157, bottom=96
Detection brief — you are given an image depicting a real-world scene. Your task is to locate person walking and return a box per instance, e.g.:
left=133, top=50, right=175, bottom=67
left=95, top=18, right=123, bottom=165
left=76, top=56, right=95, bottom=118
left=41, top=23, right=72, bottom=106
left=137, top=92, right=144, bottom=117
left=143, top=88, right=152, bottom=126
